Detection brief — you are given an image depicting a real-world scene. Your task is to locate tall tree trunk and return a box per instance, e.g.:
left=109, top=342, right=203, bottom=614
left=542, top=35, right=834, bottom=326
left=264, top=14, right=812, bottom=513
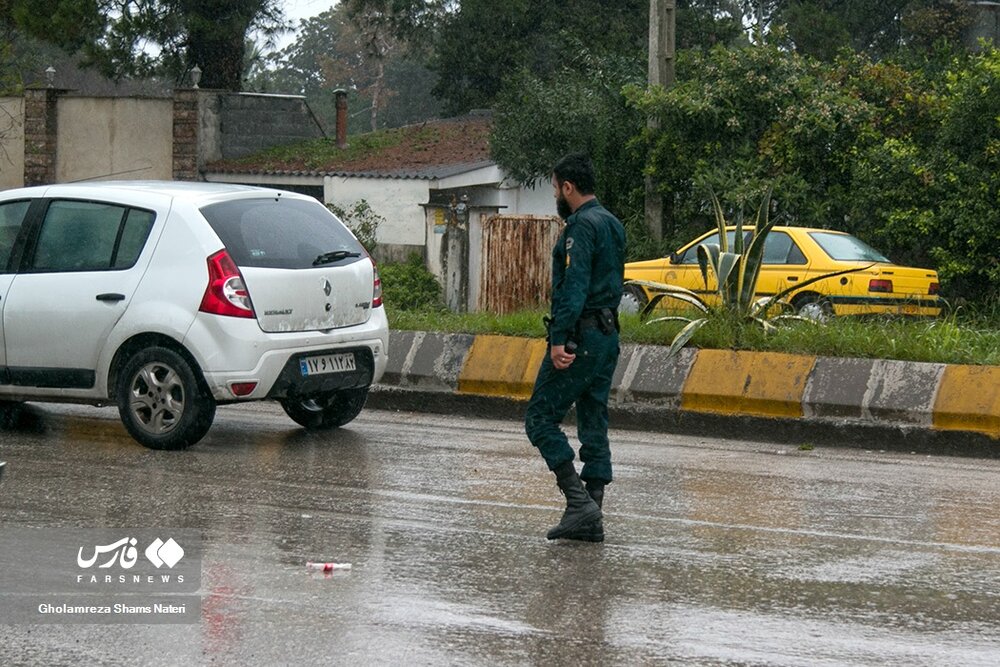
left=183, top=0, right=260, bottom=91
left=370, top=59, right=384, bottom=131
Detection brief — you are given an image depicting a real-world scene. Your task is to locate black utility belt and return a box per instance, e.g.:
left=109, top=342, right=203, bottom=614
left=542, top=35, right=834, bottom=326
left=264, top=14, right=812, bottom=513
left=577, top=308, right=619, bottom=335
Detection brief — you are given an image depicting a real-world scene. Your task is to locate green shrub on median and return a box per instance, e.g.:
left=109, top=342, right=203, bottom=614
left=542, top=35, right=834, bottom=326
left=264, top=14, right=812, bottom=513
left=388, top=307, right=1000, bottom=367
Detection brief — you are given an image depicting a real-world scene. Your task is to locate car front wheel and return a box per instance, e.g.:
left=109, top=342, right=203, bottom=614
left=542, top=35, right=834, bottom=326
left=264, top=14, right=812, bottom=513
left=280, top=387, right=368, bottom=430
left=117, top=347, right=216, bottom=450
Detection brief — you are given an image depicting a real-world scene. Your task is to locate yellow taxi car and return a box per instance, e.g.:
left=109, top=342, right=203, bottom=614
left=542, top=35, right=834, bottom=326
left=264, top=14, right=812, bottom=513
left=622, top=226, right=942, bottom=319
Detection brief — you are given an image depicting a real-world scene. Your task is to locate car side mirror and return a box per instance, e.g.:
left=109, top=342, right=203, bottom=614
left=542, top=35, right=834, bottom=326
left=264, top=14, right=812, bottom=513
left=668, top=252, right=679, bottom=264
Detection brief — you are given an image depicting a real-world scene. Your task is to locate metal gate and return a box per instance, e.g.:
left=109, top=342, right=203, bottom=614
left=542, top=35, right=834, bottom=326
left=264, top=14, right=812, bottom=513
left=478, top=215, right=563, bottom=314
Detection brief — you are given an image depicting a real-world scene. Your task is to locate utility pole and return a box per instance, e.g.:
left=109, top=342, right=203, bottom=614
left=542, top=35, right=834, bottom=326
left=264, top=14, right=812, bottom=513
left=645, top=0, right=676, bottom=241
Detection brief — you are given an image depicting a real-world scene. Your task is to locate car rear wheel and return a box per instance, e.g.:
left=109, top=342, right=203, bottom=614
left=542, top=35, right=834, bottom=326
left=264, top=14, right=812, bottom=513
left=117, top=347, right=216, bottom=450
left=795, top=295, right=834, bottom=322
left=0, top=400, right=24, bottom=428
left=619, top=285, right=648, bottom=316
left=281, top=387, right=368, bottom=430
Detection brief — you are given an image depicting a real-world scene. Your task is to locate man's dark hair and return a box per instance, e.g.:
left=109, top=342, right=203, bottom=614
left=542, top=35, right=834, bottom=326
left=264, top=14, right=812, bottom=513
left=552, top=152, right=596, bottom=195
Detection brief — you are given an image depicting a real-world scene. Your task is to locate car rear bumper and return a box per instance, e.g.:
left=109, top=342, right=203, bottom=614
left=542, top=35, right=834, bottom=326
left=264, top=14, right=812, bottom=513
left=184, top=308, right=389, bottom=401
left=828, top=295, right=942, bottom=317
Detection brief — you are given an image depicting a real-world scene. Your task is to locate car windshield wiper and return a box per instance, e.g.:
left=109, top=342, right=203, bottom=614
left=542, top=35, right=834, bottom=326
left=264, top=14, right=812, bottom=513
left=313, top=250, right=361, bottom=266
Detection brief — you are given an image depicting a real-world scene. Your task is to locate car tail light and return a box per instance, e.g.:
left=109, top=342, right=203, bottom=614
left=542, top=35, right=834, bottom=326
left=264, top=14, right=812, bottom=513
left=371, top=258, right=383, bottom=308
left=230, top=381, right=258, bottom=397
left=199, top=250, right=254, bottom=318
left=929, top=282, right=940, bottom=295
left=868, top=279, right=893, bottom=293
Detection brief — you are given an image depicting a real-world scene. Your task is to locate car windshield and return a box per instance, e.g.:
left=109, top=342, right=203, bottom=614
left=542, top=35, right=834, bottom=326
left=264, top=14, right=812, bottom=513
left=809, top=232, right=890, bottom=263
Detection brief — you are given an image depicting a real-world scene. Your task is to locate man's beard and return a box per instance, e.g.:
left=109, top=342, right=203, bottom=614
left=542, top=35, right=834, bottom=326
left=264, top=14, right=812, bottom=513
left=556, top=195, right=573, bottom=220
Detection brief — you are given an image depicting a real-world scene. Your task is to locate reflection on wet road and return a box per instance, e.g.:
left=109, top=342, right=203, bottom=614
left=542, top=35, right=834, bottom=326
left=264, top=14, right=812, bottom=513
left=2, top=402, right=999, bottom=665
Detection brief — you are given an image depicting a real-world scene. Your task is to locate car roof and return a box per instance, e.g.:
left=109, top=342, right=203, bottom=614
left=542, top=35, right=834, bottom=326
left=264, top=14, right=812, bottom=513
left=3, top=180, right=312, bottom=206
left=718, top=225, right=847, bottom=235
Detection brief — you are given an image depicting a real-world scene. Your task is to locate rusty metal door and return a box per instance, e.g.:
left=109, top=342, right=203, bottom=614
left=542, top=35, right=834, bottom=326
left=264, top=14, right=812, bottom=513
left=478, top=215, right=563, bottom=314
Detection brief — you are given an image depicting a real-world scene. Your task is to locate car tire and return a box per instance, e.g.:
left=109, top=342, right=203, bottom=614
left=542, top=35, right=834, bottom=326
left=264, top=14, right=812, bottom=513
left=116, top=347, right=216, bottom=450
left=795, top=296, right=834, bottom=322
left=0, top=400, right=24, bottom=429
left=280, top=387, right=368, bottom=430
left=619, top=285, right=648, bottom=316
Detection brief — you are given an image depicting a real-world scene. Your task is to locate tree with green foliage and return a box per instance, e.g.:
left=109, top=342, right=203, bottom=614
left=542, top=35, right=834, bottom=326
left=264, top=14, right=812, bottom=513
left=431, top=0, right=648, bottom=115
left=675, top=1, right=746, bottom=49
left=11, top=0, right=285, bottom=89
left=490, top=44, right=644, bottom=226
left=248, top=4, right=440, bottom=133
left=774, top=0, right=975, bottom=61
left=847, top=47, right=1000, bottom=300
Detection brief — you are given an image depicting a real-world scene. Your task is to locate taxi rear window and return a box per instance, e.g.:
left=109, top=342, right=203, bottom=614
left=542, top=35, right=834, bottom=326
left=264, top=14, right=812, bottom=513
left=810, top=232, right=890, bottom=263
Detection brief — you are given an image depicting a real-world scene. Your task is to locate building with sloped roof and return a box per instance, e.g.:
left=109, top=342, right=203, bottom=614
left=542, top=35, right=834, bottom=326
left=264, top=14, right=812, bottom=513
left=203, top=108, right=556, bottom=310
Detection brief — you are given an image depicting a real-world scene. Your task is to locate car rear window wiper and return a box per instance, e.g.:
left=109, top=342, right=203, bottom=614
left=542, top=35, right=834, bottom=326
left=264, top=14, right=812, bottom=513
left=313, top=250, right=361, bottom=266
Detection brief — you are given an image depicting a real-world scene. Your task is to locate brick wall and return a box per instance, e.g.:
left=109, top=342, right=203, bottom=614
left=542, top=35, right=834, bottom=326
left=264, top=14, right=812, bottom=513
left=15, top=88, right=326, bottom=185
left=172, top=89, right=199, bottom=181
left=23, top=88, right=62, bottom=187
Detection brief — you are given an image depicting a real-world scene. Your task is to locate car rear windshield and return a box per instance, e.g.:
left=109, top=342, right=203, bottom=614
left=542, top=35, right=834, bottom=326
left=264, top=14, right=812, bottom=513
left=809, top=232, right=890, bottom=263
left=200, top=197, right=365, bottom=269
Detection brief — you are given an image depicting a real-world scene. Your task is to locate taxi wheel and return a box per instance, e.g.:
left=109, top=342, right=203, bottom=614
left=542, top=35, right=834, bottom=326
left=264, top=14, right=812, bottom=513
left=795, top=295, right=834, bottom=322
left=619, top=285, right=648, bottom=316
left=281, top=387, right=368, bottom=430
left=117, top=347, right=216, bottom=450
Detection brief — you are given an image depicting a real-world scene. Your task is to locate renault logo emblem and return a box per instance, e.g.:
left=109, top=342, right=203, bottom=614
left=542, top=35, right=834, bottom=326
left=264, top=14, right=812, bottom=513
left=322, top=279, right=332, bottom=296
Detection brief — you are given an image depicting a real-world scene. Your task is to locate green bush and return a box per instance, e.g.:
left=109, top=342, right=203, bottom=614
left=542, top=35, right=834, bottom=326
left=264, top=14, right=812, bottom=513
left=379, top=254, right=443, bottom=312
left=327, top=200, right=382, bottom=255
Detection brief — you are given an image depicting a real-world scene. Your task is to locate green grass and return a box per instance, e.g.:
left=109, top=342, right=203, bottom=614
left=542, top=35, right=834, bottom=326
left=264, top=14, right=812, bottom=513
left=389, top=308, right=1000, bottom=366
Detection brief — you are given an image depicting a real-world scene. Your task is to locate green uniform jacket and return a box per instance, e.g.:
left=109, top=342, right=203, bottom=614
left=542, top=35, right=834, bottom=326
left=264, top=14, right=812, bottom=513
left=549, top=199, right=626, bottom=346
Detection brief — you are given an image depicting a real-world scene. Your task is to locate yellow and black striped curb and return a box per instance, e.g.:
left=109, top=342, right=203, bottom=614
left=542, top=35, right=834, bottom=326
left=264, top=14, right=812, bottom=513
left=380, top=331, right=1000, bottom=440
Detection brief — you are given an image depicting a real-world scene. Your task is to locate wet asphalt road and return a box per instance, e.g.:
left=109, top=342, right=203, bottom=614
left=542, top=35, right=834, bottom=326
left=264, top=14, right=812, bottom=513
left=1, top=401, right=1000, bottom=666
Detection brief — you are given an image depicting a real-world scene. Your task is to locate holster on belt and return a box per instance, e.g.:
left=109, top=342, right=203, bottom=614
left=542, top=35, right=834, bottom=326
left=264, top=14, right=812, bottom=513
left=577, top=308, right=619, bottom=336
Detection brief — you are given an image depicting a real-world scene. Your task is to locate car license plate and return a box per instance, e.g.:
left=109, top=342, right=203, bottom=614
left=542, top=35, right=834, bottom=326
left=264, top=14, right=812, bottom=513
left=300, top=352, right=356, bottom=376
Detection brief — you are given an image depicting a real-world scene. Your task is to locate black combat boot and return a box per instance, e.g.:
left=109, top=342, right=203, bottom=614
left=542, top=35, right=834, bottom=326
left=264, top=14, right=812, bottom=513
left=559, top=481, right=606, bottom=542
left=586, top=481, right=604, bottom=509
left=546, top=461, right=602, bottom=540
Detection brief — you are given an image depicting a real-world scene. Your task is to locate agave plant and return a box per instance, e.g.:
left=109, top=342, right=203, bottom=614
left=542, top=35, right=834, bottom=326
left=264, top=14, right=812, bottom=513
left=627, top=188, right=872, bottom=357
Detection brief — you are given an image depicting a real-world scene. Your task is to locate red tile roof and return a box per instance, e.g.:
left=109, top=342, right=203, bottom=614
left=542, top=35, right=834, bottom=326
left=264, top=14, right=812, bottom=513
left=206, top=114, right=494, bottom=180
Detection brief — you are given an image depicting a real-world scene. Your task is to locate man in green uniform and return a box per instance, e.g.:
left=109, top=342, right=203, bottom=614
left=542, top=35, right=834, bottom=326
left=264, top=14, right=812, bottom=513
left=525, top=152, right=626, bottom=542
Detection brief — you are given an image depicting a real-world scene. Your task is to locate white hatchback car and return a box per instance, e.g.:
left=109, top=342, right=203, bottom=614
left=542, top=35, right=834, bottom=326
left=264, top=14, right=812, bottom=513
left=0, top=181, right=388, bottom=449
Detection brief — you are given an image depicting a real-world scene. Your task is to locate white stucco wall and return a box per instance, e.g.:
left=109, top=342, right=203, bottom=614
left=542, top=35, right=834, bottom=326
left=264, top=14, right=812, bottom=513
left=0, top=97, right=24, bottom=191
left=497, top=177, right=553, bottom=218
left=324, top=175, right=430, bottom=247
left=56, top=97, right=173, bottom=183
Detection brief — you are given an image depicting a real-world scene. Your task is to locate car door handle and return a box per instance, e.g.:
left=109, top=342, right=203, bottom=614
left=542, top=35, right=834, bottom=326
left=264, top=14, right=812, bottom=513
left=96, top=293, right=126, bottom=302
left=787, top=276, right=799, bottom=281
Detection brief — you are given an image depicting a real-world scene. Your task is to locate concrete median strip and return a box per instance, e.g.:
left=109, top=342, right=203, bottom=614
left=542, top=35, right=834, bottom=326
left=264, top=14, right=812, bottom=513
left=457, top=335, right=547, bottom=400
left=681, top=349, right=813, bottom=419
left=933, top=365, right=1000, bottom=438
left=376, top=331, right=999, bottom=447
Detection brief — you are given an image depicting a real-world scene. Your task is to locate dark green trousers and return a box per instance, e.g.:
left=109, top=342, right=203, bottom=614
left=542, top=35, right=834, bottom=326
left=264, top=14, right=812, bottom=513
left=525, top=327, right=620, bottom=484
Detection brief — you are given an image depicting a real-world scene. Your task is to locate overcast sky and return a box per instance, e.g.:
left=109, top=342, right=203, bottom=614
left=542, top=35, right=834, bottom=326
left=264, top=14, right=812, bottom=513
left=277, top=0, right=338, bottom=48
